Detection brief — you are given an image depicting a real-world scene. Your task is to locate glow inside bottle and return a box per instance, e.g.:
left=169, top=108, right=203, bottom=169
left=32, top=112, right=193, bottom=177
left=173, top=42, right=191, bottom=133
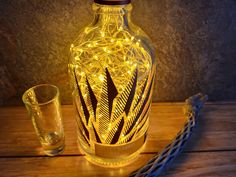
left=68, top=0, right=156, bottom=167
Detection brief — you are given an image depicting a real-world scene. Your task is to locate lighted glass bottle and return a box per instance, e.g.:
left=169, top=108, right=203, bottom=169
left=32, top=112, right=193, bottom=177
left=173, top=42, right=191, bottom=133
left=68, top=0, right=156, bottom=167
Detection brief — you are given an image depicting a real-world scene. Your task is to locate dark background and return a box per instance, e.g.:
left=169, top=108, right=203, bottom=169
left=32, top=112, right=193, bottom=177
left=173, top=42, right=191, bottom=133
left=0, top=0, right=236, bottom=105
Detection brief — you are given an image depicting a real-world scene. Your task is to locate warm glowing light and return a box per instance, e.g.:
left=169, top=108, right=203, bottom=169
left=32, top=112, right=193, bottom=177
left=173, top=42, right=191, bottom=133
left=99, top=74, right=105, bottom=81
left=75, top=56, right=80, bottom=61
left=68, top=2, right=155, bottom=167
left=70, top=44, right=74, bottom=51
left=101, top=31, right=105, bottom=37
left=79, top=72, right=85, bottom=76
left=103, top=47, right=107, bottom=52
left=118, top=27, right=123, bottom=31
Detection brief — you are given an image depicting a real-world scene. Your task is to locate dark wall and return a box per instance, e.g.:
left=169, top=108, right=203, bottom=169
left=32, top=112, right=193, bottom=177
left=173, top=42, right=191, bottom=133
left=0, top=0, right=236, bottom=105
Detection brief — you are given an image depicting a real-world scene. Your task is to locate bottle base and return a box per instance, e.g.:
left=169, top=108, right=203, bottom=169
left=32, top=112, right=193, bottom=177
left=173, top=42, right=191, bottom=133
left=80, top=142, right=146, bottom=167
left=77, top=134, right=147, bottom=167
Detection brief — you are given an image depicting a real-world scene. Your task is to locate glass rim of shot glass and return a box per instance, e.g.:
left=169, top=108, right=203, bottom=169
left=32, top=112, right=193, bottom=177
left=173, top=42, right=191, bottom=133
left=22, top=84, right=59, bottom=106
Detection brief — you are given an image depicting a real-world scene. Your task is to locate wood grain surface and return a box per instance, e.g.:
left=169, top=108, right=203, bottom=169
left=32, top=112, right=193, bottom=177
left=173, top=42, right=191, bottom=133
left=0, top=102, right=235, bottom=176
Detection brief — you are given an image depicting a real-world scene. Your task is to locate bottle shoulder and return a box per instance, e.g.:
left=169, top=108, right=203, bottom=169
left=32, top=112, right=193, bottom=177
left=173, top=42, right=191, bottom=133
left=71, top=24, right=154, bottom=54
left=69, top=24, right=156, bottom=96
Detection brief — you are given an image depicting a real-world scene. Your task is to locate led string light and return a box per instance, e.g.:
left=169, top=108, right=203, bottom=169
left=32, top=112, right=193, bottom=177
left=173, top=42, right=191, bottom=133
left=70, top=9, right=152, bottom=97
left=69, top=6, right=153, bottom=144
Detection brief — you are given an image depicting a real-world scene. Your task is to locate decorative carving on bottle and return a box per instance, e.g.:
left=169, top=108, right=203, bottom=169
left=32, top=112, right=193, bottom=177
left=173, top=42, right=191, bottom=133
left=73, top=66, right=154, bottom=147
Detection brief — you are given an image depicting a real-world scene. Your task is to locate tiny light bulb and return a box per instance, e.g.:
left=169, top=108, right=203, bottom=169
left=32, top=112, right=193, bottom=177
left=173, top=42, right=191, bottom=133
left=84, top=27, right=90, bottom=34
left=101, top=32, right=105, bottom=37
left=70, top=44, right=74, bottom=51
left=75, top=56, right=79, bottom=61
left=133, top=64, right=137, bottom=68
left=118, top=27, right=123, bottom=31
left=99, top=74, right=105, bottom=81
left=145, top=63, right=150, bottom=68
left=80, top=72, right=85, bottom=76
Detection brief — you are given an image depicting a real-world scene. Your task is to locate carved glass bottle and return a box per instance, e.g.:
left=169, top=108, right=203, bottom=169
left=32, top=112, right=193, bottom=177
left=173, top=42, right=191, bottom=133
left=68, top=0, right=156, bottom=167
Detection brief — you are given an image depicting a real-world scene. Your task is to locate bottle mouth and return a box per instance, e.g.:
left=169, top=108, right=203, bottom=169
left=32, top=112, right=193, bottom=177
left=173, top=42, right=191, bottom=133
left=94, top=0, right=131, bottom=5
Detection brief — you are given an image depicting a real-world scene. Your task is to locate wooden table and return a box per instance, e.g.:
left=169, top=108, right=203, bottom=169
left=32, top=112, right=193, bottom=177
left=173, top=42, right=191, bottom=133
left=0, top=103, right=235, bottom=177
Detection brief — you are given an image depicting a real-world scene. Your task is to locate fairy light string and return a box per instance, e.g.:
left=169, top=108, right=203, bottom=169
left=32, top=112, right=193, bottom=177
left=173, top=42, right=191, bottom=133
left=69, top=5, right=154, bottom=145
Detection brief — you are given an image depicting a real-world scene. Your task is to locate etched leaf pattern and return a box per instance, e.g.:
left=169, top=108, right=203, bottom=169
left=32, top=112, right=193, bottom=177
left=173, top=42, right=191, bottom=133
left=74, top=68, right=90, bottom=125
left=110, top=69, right=137, bottom=123
left=123, top=70, right=155, bottom=137
left=86, top=77, right=97, bottom=121
left=73, top=66, right=154, bottom=146
left=97, top=68, right=118, bottom=140
left=74, top=98, right=90, bottom=146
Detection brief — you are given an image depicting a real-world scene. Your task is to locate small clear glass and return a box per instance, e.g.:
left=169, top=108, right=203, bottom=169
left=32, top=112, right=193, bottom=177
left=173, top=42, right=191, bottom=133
left=22, top=84, right=65, bottom=156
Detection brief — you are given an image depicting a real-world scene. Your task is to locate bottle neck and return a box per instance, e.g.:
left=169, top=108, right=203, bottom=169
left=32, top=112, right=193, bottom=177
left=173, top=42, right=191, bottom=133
left=92, top=3, right=132, bottom=29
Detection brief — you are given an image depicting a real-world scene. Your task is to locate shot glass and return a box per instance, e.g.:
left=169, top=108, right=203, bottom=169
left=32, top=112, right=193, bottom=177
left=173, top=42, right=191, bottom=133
left=22, top=84, right=65, bottom=156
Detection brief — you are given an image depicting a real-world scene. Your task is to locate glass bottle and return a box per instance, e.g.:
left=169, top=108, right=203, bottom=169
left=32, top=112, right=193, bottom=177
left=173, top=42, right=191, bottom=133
left=68, top=0, right=156, bottom=167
